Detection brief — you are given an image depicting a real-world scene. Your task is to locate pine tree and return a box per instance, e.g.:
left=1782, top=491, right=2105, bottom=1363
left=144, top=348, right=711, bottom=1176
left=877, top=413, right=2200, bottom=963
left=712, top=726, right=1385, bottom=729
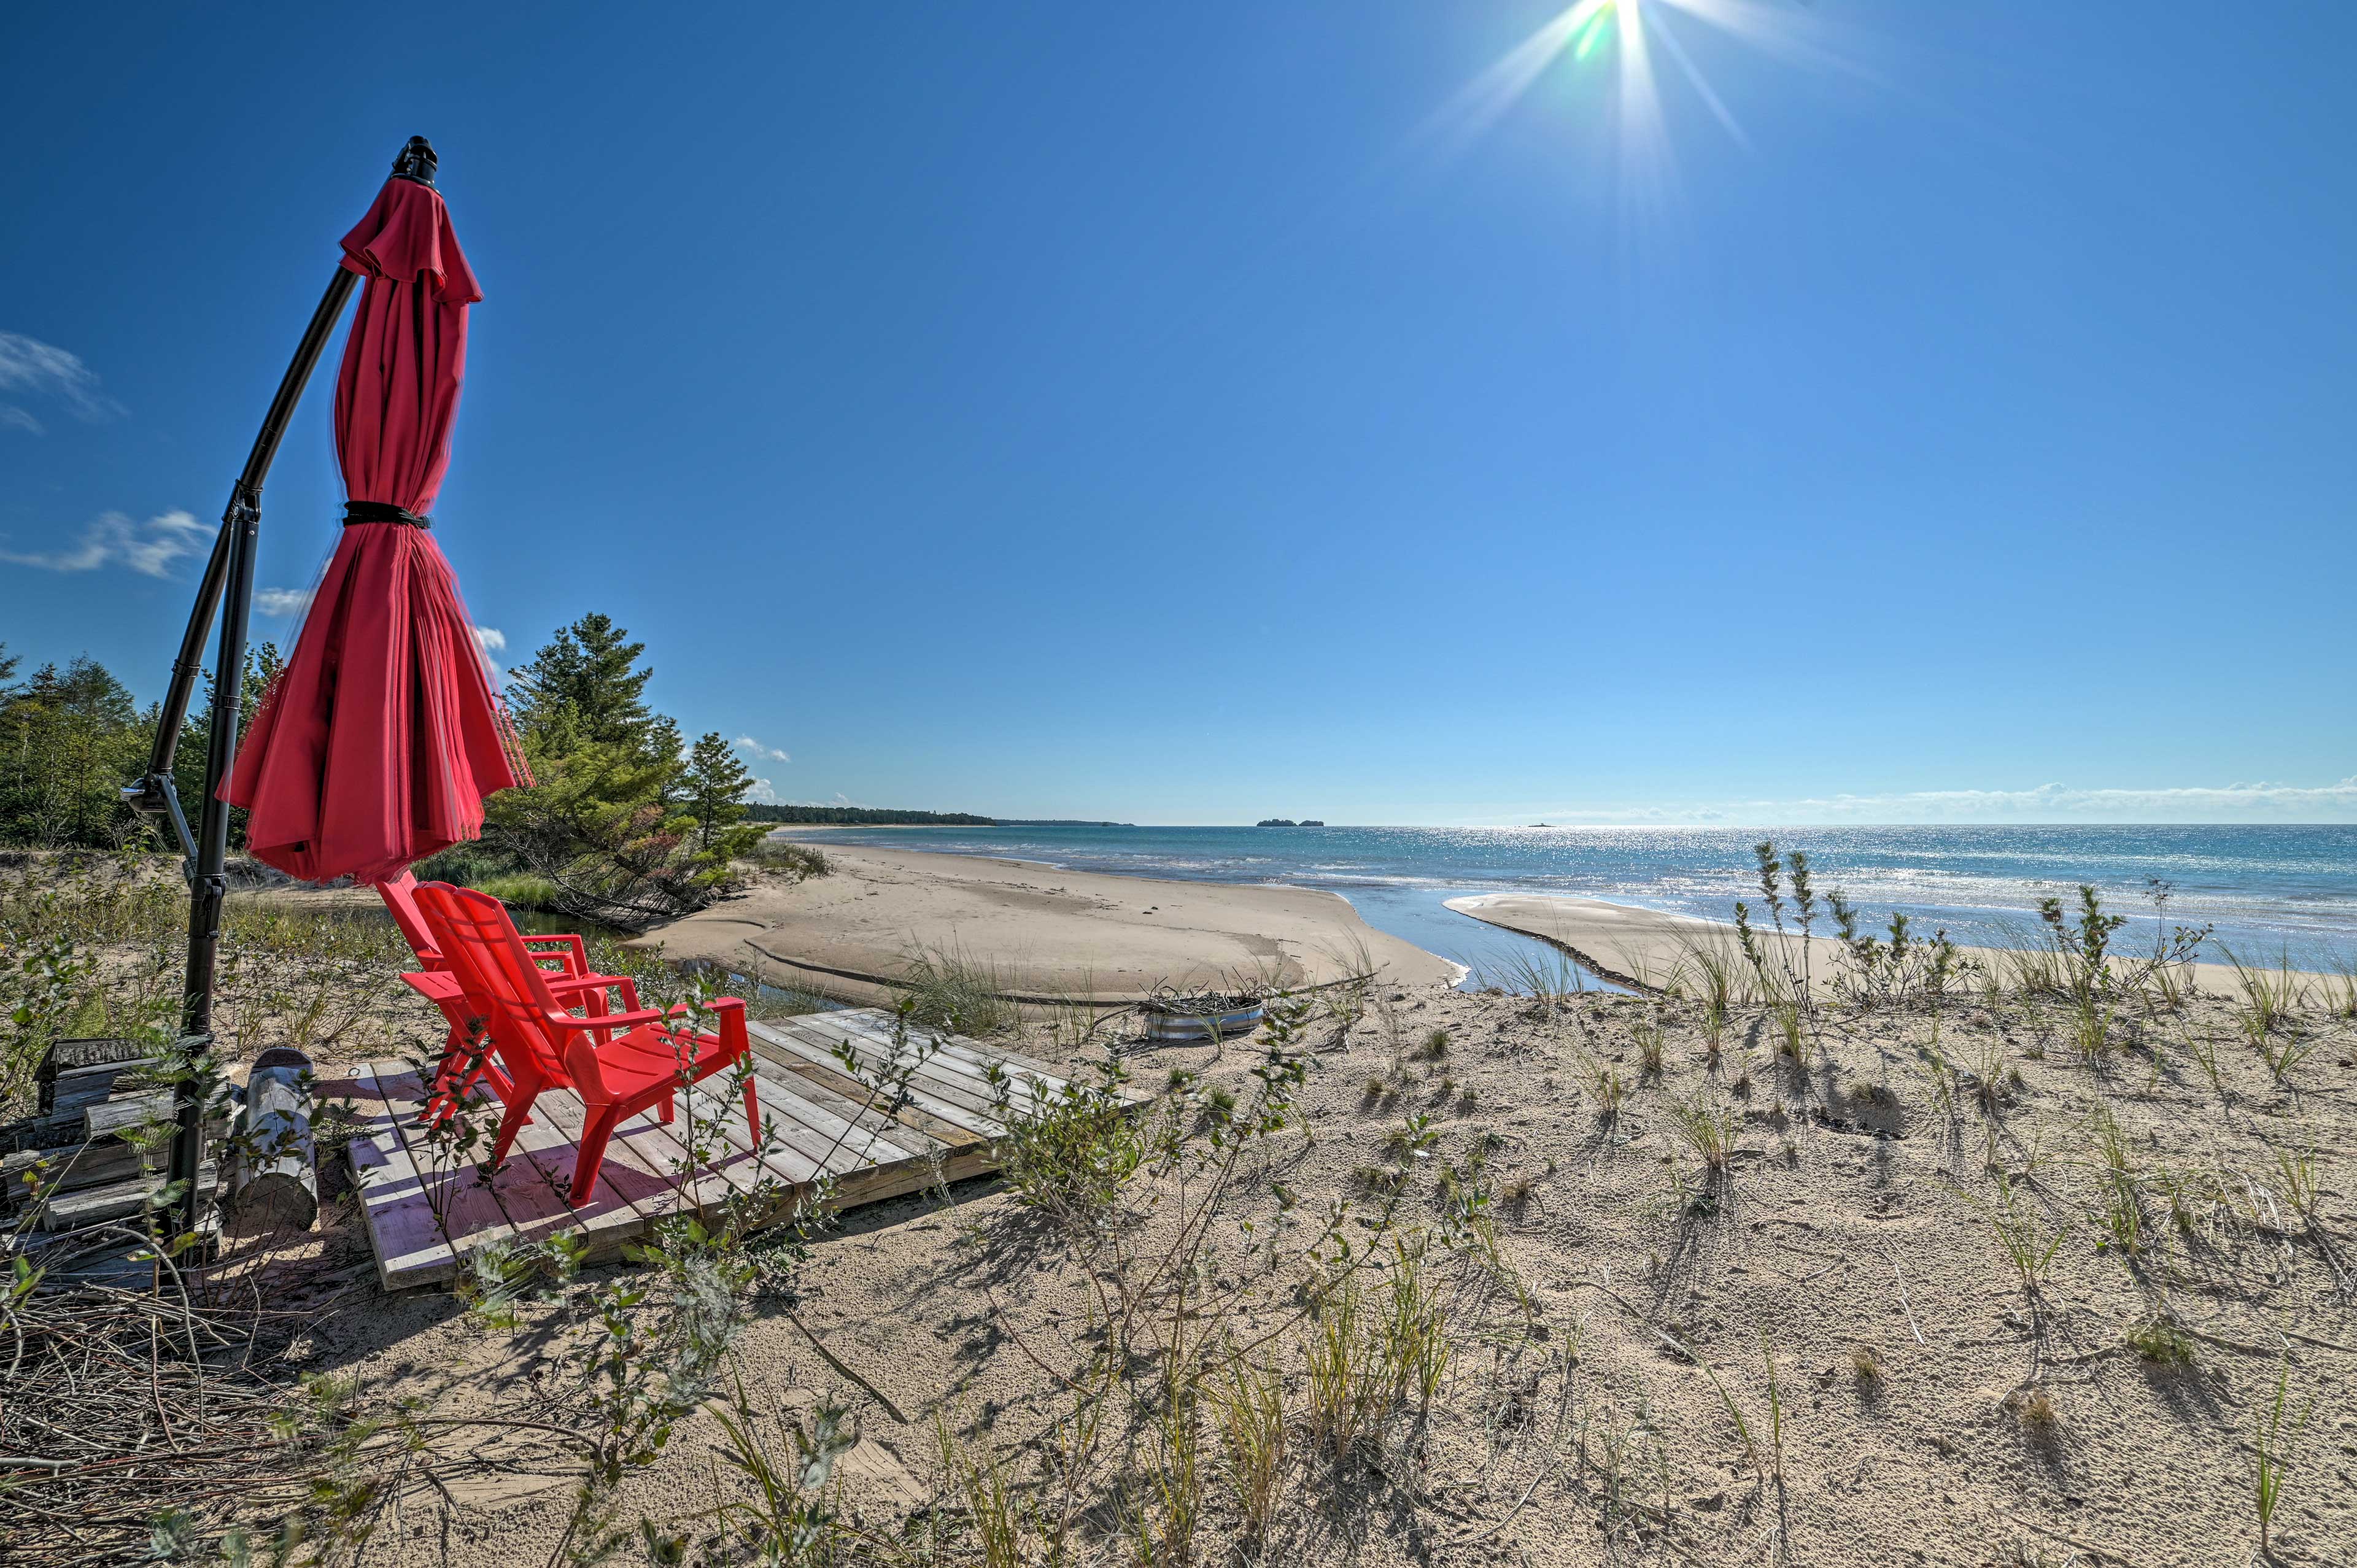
left=474, top=618, right=774, bottom=927
left=681, top=731, right=756, bottom=854
left=507, top=613, right=657, bottom=758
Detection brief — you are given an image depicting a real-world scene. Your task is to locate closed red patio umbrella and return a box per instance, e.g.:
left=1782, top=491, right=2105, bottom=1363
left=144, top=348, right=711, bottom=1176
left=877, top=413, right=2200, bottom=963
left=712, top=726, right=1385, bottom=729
left=222, top=143, right=523, bottom=883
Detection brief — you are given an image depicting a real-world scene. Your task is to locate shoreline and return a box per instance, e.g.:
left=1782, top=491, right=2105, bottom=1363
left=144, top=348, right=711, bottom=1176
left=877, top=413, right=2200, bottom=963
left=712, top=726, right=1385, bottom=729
left=1447, top=891, right=2303, bottom=998
left=764, top=823, right=2357, bottom=971
left=641, top=842, right=1464, bottom=1005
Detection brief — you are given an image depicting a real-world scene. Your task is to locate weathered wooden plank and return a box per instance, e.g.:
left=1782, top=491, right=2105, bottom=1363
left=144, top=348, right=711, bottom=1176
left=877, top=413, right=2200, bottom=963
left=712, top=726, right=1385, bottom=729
left=29, top=1162, right=216, bottom=1230
left=474, top=1089, right=648, bottom=1262
left=4, top=1139, right=149, bottom=1200
left=761, top=1016, right=1043, bottom=1122
left=681, top=1074, right=828, bottom=1186
left=490, top=1092, right=681, bottom=1261
left=828, top=1010, right=1081, bottom=1084
left=36, top=1039, right=162, bottom=1111
left=819, top=1012, right=1083, bottom=1095
left=749, top=1024, right=1013, bottom=1137
left=669, top=1058, right=883, bottom=1181
left=743, top=1065, right=945, bottom=1171
left=82, top=1091, right=177, bottom=1142
left=346, top=1021, right=1126, bottom=1291
left=49, top=1059, right=167, bottom=1117
left=381, top=1068, right=541, bottom=1271
left=754, top=1056, right=957, bottom=1155
left=735, top=1042, right=948, bottom=1157
left=754, top=1057, right=977, bottom=1159
left=342, top=1065, right=462, bottom=1289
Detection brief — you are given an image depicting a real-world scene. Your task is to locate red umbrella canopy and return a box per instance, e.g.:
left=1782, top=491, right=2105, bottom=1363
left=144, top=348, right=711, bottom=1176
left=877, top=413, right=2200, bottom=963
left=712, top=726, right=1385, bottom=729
left=223, top=172, right=524, bottom=884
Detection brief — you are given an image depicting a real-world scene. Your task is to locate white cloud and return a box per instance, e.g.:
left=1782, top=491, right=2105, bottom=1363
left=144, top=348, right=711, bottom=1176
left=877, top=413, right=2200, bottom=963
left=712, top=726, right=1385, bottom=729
left=0, top=331, right=121, bottom=430
left=470, top=626, right=506, bottom=653
left=1, top=509, right=211, bottom=577
left=1498, top=777, right=2357, bottom=827
left=734, top=734, right=791, bottom=763
left=746, top=777, right=781, bottom=805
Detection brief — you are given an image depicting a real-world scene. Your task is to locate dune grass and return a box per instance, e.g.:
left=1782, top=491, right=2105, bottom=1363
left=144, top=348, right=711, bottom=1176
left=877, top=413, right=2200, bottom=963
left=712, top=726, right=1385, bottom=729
left=896, top=943, right=1021, bottom=1037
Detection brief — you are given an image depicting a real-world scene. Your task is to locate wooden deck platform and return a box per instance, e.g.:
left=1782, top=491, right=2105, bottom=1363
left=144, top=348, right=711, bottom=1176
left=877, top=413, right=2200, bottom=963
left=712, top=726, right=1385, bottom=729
left=337, top=1008, right=1140, bottom=1291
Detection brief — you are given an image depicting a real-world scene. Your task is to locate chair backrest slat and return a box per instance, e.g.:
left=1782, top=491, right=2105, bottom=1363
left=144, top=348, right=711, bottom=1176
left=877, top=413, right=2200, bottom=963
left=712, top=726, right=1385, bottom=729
left=374, top=873, right=444, bottom=968
left=414, top=882, right=587, bottom=1094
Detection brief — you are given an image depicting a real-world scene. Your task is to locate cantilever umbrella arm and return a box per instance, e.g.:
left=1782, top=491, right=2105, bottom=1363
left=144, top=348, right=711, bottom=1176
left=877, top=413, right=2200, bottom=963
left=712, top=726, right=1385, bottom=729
left=126, top=136, right=441, bottom=1238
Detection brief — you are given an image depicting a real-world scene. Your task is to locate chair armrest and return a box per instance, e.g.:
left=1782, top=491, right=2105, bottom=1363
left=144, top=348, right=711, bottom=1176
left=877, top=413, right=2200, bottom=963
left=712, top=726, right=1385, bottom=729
left=665, top=995, right=748, bottom=1054
left=548, top=1005, right=665, bottom=1032
left=667, top=996, right=744, bottom=1018
left=547, top=973, right=631, bottom=997
left=520, top=933, right=590, bottom=975
left=546, top=973, right=644, bottom=1033
left=401, top=970, right=462, bottom=1001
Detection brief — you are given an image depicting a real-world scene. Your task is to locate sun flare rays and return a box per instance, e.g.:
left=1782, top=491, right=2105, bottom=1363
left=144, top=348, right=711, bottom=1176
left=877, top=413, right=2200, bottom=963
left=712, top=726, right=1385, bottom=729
left=1421, top=0, right=1854, bottom=183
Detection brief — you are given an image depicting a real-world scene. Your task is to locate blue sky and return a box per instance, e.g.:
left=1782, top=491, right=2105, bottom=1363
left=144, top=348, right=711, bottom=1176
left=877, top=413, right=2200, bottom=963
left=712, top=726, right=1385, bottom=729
left=3, top=2, right=2351, bottom=825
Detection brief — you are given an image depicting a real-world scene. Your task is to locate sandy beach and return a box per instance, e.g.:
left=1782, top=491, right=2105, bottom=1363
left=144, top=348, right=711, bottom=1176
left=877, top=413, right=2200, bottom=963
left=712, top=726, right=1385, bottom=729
left=643, top=841, right=1463, bottom=1003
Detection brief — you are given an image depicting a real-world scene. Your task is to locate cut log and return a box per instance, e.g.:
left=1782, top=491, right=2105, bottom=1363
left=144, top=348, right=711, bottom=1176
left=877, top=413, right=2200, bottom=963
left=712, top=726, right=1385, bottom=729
left=224, top=1046, right=318, bottom=1235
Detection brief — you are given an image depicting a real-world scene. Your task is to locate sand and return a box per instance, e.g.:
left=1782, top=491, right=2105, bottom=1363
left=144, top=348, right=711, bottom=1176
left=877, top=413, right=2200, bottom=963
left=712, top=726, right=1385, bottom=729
left=18, top=851, right=2357, bottom=1567
left=214, top=976, right=2356, bottom=1568
left=640, top=841, right=1462, bottom=1004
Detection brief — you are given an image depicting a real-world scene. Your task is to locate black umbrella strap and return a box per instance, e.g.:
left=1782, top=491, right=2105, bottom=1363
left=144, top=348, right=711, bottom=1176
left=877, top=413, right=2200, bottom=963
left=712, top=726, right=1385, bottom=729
left=343, top=501, right=432, bottom=529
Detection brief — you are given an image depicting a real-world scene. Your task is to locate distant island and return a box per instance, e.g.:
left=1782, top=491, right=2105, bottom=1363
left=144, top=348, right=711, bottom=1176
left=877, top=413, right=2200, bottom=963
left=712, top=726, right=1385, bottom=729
left=745, top=805, right=997, bottom=826
left=1255, top=818, right=1326, bottom=827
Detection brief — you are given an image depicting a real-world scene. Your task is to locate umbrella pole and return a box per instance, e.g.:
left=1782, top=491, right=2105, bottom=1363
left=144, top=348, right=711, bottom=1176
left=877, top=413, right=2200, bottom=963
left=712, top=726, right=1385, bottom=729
left=143, top=264, right=360, bottom=1240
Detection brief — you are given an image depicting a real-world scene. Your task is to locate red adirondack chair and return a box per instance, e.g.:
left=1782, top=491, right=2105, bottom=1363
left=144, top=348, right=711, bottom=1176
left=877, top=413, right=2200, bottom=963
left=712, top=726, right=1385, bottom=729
left=414, top=882, right=761, bottom=1203
left=376, top=871, right=637, bottom=1116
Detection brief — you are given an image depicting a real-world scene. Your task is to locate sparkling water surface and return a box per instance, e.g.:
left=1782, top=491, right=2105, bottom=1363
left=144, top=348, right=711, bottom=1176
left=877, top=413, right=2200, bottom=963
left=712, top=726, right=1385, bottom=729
left=779, top=823, right=2357, bottom=987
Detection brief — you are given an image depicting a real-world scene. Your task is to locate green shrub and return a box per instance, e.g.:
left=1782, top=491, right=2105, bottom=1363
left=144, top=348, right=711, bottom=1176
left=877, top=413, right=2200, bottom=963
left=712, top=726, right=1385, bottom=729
left=996, top=1075, right=1145, bottom=1232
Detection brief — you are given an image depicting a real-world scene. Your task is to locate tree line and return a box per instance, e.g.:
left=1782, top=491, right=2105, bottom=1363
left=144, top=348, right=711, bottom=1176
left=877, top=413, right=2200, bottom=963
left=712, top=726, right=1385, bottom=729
left=0, top=643, right=274, bottom=854
left=743, top=804, right=995, bottom=826
left=0, top=614, right=789, bottom=930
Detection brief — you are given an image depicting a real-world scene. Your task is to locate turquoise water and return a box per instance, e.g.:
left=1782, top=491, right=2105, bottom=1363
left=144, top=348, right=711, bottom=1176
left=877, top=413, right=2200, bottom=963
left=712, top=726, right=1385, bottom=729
left=783, top=823, right=2357, bottom=986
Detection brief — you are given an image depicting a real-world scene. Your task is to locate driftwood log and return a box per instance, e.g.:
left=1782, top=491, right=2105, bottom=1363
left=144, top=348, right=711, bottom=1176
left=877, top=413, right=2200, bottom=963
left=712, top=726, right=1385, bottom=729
left=223, top=1045, right=317, bottom=1235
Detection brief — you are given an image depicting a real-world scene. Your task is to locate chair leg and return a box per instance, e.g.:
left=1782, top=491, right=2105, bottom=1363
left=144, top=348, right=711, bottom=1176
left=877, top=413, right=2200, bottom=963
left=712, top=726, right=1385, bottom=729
left=569, top=1106, right=621, bottom=1206
left=741, top=1074, right=761, bottom=1145
left=486, top=1092, right=538, bottom=1173
left=660, top=1089, right=676, bottom=1124
left=424, top=1026, right=468, bottom=1124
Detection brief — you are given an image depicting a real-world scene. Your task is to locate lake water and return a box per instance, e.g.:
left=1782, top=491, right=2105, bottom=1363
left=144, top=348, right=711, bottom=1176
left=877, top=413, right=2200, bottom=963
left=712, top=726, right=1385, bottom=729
left=781, top=823, right=2357, bottom=987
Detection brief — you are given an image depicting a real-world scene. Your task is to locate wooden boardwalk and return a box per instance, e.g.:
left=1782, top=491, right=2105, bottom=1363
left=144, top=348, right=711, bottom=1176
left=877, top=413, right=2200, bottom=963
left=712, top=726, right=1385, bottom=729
left=338, top=1008, right=1140, bottom=1291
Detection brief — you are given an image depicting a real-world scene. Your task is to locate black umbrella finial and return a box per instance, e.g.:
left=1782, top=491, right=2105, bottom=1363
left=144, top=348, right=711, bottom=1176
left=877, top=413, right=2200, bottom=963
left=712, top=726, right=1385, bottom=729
left=390, top=136, right=438, bottom=188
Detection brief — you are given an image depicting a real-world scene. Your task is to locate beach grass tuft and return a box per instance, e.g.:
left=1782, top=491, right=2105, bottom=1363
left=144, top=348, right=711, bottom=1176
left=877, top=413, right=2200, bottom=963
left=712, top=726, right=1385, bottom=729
left=897, top=942, right=1021, bottom=1036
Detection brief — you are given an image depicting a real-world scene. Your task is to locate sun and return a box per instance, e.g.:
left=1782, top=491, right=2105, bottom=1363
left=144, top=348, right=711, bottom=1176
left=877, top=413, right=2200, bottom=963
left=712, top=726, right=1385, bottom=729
left=1424, top=0, right=1848, bottom=176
